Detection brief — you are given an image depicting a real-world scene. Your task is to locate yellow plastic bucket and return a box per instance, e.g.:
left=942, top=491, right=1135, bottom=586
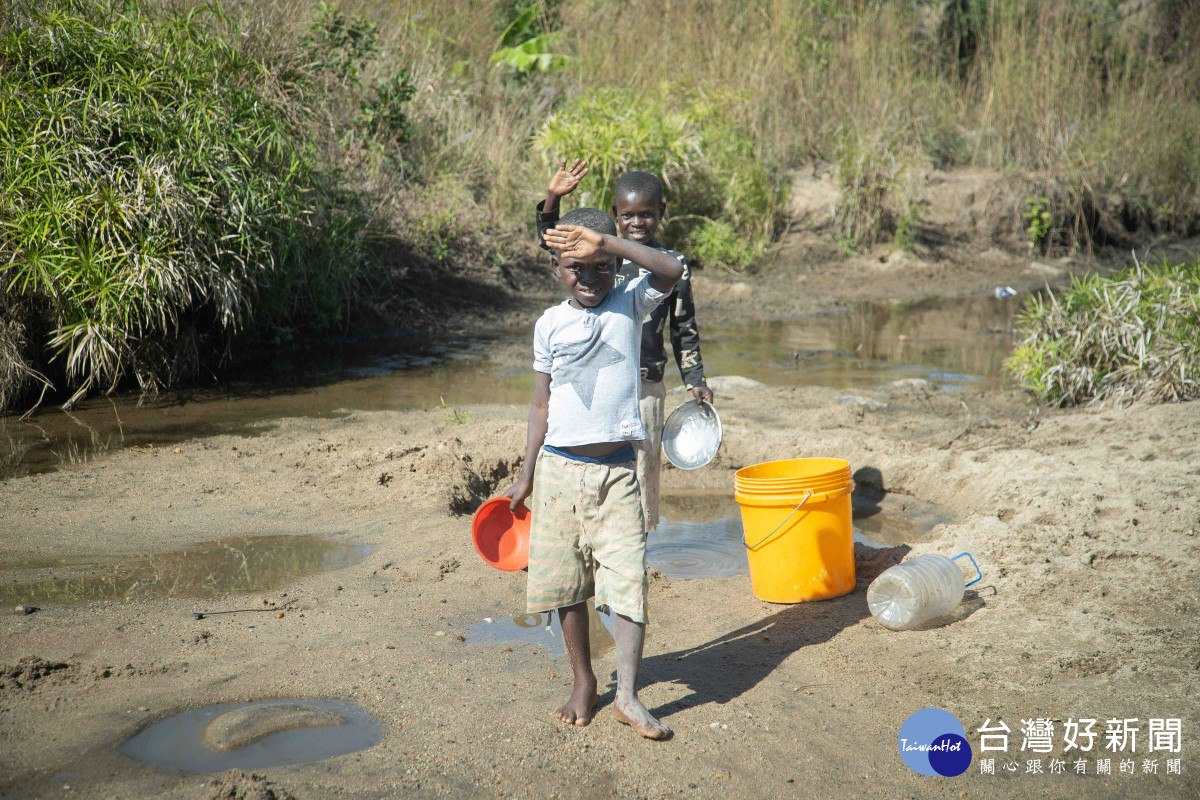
left=735, top=459, right=856, bottom=604
left=735, top=458, right=850, bottom=484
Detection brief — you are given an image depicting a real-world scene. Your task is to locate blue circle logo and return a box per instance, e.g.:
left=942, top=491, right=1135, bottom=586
left=898, top=708, right=973, bottom=776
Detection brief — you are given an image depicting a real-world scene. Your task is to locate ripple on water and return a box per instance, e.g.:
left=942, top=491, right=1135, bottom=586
left=647, top=510, right=914, bottom=580
left=647, top=517, right=749, bottom=579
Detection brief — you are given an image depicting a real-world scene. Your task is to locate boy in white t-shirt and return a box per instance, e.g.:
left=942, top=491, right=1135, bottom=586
left=503, top=207, right=684, bottom=739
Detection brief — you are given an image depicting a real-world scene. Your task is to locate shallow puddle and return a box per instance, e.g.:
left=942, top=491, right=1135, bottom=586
left=647, top=518, right=749, bottom=579
left=646, top=490, right=952, bottom=579
left=120, top=699, right=381, bottom=772
left=0, top=536, right=371, bottom=606
left=466, top=604, right=618, bottom=659
left=1, top=297, right=1016, bottom=481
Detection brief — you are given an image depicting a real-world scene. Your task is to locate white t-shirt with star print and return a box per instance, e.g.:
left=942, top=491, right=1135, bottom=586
left=533, top=273, right=667, bottom=447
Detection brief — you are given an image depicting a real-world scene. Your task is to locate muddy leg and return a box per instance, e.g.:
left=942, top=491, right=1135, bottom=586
left=556, top=603, right=597, bottom=726
left=612, top=613, right=670, bottom=739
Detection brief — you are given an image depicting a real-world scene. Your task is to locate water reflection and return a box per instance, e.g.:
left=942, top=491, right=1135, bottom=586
left=0, top=536, right=371, bottom=606
left=466, top=605, right=618, bottom=659
left=647, top=519, right=749, bottom=579
left=649, top=490, right=952, bottom=579
left=691, top=296, right=1017, bottom=393
left=120, top=699, right=381, bottom=772
left=0, top=334, right=532, bottom=481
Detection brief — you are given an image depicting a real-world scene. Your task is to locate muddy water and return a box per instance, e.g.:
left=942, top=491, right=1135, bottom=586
left=0, top=296, right=1016, bottom=481
left=698, top=295, right=1018, bottom=392
left=466, top=604, right=618, bottom=658
left=120, top=699, right=381, bottom=772
left=0, top=333, right=531, bottom=481
left=0, top=536, right=371, bottom=606
left=647, top=490, right=952, bottom=580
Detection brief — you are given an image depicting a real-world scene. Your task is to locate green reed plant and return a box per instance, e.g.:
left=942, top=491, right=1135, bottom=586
left=1007, top=257, right=1200, bottom=406
left=0, top=0, right=375, bottom=408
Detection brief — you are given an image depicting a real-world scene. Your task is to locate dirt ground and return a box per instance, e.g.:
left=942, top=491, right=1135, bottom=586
left=3, top=170, right=1200, bottom=799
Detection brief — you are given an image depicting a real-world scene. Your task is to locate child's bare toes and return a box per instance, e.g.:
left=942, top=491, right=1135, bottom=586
left=613, top=699, right=671, bottom=740
left=556, top=680, right=597, bottom=727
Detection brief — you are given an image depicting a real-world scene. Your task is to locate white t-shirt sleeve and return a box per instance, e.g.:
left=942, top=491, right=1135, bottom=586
left=629, top=272, right=669, bottom=317
left=532, top=315, right=552, bottom=373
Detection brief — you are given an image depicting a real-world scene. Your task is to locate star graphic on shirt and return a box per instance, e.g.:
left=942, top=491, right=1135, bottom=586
left=552, top=337, right=625, bottom=409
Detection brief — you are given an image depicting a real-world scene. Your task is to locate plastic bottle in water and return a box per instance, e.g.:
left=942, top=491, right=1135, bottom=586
left=866, top=552, right=981, bottom=631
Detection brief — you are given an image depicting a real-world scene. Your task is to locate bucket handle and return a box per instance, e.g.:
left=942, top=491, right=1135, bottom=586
left=952, top=552, right=982, bottom=587
left=744, top=490, right=812, bottom=551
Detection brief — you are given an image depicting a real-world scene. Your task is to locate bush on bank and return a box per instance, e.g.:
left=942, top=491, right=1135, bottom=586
left=1007, top=258, right=1200, bottom=406
left=0, top=0, right=385, bottom=410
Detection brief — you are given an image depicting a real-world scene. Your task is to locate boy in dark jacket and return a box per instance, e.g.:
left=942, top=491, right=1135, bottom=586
left=536, top=160, right=713, bottom=531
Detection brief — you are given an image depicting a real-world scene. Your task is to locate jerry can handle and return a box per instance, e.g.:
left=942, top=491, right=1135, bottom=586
left=952, top=552, right=982, bottom=587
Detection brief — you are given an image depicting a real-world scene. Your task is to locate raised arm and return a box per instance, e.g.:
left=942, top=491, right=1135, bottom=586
left=543, top=158, right=588, bottom=214
left=502, top=370, right=551, bottom=511
left=543, top=226, right=684, bottom=293
left=537, top=159, right=588, bottom=251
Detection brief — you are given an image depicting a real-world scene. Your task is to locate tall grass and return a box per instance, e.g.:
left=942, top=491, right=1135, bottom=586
left=1007, top=258, right=1200, bottom=406
left=560, top=0, right=1200, bottom=245
left=1, top=0, right=377, bottom=407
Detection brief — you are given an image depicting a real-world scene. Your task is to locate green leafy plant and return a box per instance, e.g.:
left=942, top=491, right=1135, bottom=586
left=0, top=0, right=374, bottom=408
left=1024, top=197, right=1053, bottom=253
left=489, top=4, right=568, bottom=75
left=532, top=85, right=782, bottom=269
left=688, top=220, right=756, bottom=274
left=357, top=73, right=417, bottom=142
left=303, top=1, right=379, bottom=83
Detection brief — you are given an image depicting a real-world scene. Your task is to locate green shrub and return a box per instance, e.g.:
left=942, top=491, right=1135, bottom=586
left=303, top=1, right=379, bottom=83
left=0, top=0, right=376, bottom=406
left=531, top=84, right=783, bottom=269
left=1007, top=258, right=1200, bottom=405
left=1023, top=197, right=1053, bottom=253
left=687, top=220, right=757, bottom=274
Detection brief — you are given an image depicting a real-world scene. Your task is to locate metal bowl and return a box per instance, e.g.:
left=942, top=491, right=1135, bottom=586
left=661, top=399, right=722, bottom=470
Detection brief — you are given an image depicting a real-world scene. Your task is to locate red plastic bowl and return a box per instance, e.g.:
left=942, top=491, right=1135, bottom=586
left=471, top=497, right=531, bottom=571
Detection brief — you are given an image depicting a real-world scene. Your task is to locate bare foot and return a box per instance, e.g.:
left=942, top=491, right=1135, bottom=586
left=613, top=697, right=671, bottom=739
left=556, top=674, right=598, bottom=727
